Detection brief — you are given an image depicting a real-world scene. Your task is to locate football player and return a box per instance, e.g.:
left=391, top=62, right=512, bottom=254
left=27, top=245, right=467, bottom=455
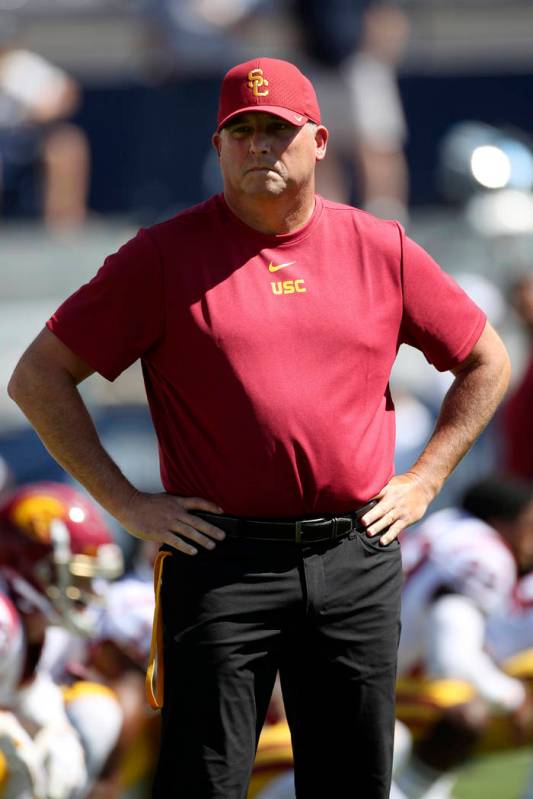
left=392, top=476, right=533, bottom=799
left=0, top=481, right=123, bottom=799
left=486, top=571, right=533, bottom=799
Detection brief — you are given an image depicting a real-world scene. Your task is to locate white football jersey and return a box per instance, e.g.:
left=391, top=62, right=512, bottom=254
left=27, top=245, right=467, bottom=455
left=37, top=625, right=89, bottom=684
left=95, top=576, right=154, bottom=665
left=514, top=571, right=533, bottom=607
left=486, top=572, right=533, bottom=663
left=0, top=591, right=88, bottom=799
left=399, top=508, right=517, bottom=676
left=39, top=575, right=155, bottom=683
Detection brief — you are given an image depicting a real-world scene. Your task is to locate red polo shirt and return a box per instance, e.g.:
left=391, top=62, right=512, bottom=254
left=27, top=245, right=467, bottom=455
left=47, top=195, right=486, bottom=516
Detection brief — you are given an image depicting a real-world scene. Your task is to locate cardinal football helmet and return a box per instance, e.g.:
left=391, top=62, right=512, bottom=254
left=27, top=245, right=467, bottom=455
left=0, top=482, right=123, bottom=634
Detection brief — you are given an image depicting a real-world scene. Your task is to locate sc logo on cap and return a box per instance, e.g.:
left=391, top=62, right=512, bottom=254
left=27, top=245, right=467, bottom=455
left=248, top=68, right=269, bottom=97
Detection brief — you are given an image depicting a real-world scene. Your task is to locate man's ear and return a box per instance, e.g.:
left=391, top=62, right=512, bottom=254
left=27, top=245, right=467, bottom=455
left=315, top=125, right=329, bottom=162
left=212, top=131, right=222, bottom=157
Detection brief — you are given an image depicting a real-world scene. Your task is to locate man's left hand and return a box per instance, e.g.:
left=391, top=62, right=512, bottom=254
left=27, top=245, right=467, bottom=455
left=359, top=473, right=434, bottom=545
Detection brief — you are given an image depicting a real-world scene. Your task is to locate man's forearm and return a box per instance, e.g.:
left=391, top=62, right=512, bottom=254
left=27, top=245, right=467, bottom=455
left=8, top=362, right=137, bottom=520
left=408, top=348, right=511, bottom=500
left=341, top=324, right=510, bottom=544
left=8, top=330, right=231, bottom=555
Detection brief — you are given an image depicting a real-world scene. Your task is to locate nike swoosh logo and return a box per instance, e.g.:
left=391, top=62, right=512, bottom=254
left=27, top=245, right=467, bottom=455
left=268, top=261, right=296, bottom=272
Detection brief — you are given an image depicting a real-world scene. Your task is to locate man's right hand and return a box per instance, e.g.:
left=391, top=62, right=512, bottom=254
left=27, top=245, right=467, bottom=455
left=7, top=329, right=226, bottom=558
left=116, top=492, right=226, bottom=555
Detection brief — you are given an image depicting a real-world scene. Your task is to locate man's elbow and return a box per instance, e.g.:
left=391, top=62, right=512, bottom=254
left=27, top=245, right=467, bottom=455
left=498, top=344, right=512, bottom=394
left=485, top=327, right=512, bottom=397
left=8, top=348, right=58, bottom=407
left=8, top=354, right=35, bottom=406
left=455, top=323, right=512, bottom=391
left=9, top=330, right=94, bottom=406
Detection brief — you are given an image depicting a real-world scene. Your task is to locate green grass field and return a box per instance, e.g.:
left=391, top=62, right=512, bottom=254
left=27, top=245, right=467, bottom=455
left=117, top=748, right=533, bottom=798
left=454, top=747, right=532, bottom=799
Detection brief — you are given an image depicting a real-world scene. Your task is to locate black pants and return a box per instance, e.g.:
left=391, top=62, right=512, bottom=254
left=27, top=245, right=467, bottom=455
left=152, top=526, right=402, bottom=799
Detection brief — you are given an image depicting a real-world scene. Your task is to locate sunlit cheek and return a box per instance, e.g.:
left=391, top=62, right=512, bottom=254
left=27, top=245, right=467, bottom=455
left=283, top=157, right=308, bottom=183
left=221, top=159, right=244, bottom=187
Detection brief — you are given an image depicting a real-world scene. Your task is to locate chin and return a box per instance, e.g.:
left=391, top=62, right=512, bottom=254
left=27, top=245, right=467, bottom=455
left=242, top=175, right=286, bottom=196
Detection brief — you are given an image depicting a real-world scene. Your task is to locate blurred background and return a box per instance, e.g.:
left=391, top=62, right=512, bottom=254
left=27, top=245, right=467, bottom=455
left=1, top=2, right=533, bottom=795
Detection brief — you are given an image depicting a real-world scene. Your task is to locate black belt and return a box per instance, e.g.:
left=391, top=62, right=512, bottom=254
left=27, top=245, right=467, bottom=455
left=195, top=500, right=377, bottom=544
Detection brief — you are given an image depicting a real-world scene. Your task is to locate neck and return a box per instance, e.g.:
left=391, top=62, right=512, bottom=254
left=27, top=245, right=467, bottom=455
left=223, top=186, right=316, bottom=235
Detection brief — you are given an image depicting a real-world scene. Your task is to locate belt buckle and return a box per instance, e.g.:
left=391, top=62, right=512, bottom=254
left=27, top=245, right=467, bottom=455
left=334, top=516, right=353, bottom=539
left=297, top=518, right=329, bottom=544
left=296, top=519, right=321, bottom=544
left=296, top=517, right=348, bottom=544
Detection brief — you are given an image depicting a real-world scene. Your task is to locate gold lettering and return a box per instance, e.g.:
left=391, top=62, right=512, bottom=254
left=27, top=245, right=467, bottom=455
left=283, top=280, right=295, bottom=294
left=271, top=278, right=307, bottom=295
left=247, top=68, right=269, bottom=98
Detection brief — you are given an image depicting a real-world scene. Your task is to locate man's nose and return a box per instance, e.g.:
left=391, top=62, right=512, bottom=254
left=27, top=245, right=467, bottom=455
left=248, top=131, right=270, bottom=153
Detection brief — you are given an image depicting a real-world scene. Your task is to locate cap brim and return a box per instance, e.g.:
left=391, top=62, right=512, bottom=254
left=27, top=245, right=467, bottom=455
left=217, top=106, right=309, bottom=132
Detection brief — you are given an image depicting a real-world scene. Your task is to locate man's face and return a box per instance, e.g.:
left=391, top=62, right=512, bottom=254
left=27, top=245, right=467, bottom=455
left=212, top=112, right=327, bottom=199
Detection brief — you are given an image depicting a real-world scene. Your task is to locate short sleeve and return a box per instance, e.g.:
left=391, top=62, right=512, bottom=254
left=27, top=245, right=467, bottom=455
left=47, top=229, right=164, bottom=381
left=398, top=226, right=486, bottom=371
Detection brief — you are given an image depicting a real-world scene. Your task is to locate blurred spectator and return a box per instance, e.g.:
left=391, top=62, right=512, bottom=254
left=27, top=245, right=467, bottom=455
left=142, top=0, right=260, bottom=76
left=0, top=13, right=90, bottom=228
left=297, top=1, right=410, bottom=220
left=297, top=0, right=368, bottom=69
left=295, top=0, right=368, bottom=206
left=343, top=1, right=410, bottom=221
left=501, top=273, right=533, bottom=482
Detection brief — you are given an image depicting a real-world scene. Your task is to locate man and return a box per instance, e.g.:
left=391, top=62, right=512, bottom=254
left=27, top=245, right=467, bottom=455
left=393, top=476, right=533, bottom=798
left=8, top=57, right=510, bottom=798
